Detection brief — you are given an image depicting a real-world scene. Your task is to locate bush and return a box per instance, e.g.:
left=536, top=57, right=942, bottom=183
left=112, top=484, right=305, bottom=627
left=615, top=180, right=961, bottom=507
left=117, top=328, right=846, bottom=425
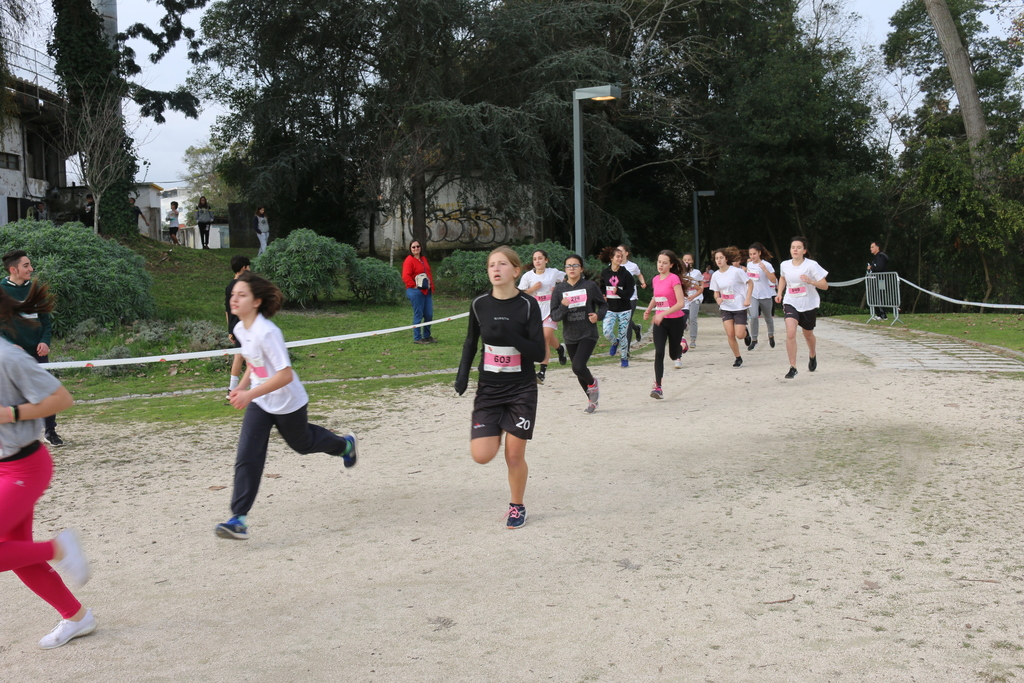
left=252, top=228, right=348, bottom=307
left=438, top=250, right=490, bottom=297
left=0, top=220, right=156, bottom=336
left=93, top=345, right=144, bottom=377
left=819, top=302, right=864, bottom=317
left=348, top=258, right=404, bottom=304
left=179, top=319, right=231, bottom=351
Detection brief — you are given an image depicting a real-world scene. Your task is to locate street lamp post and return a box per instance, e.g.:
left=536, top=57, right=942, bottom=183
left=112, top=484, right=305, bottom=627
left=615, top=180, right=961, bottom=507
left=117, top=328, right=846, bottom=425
left=692, top=190, right=715, bottom=265
left=573, top=85, right=621, bottom=255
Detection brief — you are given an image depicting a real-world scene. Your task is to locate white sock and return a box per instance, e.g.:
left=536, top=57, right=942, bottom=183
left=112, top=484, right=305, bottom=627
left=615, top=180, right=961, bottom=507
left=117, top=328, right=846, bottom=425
left=228, top=375, right=239, bottom=391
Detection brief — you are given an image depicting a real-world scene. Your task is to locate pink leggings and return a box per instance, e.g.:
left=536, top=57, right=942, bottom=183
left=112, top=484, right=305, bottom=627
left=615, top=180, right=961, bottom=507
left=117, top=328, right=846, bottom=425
left=0, top=445, right=81, bottom=618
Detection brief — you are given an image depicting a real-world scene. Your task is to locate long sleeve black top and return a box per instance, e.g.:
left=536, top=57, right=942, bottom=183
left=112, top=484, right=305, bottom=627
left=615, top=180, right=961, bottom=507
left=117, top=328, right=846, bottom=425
left=550, top=278, right=607, bottom=343
left=456, top=292, right=545, bottom=394
left=599, top=266, right=635, bottom=313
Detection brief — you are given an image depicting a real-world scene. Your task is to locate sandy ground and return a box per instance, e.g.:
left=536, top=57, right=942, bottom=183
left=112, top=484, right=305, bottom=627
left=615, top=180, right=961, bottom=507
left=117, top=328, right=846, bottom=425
left=2, top=318, right=1024, bottom=682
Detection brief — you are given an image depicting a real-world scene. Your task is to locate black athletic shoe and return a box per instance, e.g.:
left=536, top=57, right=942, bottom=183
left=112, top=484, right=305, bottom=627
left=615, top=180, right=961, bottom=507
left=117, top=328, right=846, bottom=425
left=785, top=366, right=797, bottom=379
left=769, top=336, right=776, bottom=348
left=633, top=323, right=642, bottom=343
left=556, top=344, right=567, bottom=366
left=537, top=367, right=546, bottom=385
left=506, top=504, right=527, bottom=529
left=744, top=332, right=751, bottom=348
left=45, top=430, right=65, bottom=447
left=733, top=356, right=743, bottom=368
left=808, top=356, right=817, bottom=372
left=747, top=340, right=758, bottom=352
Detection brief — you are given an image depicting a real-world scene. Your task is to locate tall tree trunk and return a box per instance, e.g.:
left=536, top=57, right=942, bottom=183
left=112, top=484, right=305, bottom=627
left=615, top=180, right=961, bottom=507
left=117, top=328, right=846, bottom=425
left=411, top=171, right=427, bottom=248
left=923, top=0, right=988, bottom=176
left=979, top=247, right=992, bottom=309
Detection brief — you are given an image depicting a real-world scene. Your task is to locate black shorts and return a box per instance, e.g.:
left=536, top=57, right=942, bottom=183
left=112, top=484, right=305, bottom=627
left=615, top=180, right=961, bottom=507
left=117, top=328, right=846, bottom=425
left=720, top=309, right=748, bottom=325
left=783, top=304, right=818, bottom=331
left=169, top=227, right=179, bottom=235
left=471, top=380, right=538, bottom=441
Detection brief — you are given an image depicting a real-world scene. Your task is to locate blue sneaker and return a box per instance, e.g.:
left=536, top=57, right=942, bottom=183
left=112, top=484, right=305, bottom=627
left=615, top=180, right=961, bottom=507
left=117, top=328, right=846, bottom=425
left=620, top=358, right=629, bottom=368
left=215, top=516, right=249, bottom=540
left=609, top=340, right=618, bottom=356
left=342, top=432, right=358, bottom=468
left=506, top=504, right=527, bottom=529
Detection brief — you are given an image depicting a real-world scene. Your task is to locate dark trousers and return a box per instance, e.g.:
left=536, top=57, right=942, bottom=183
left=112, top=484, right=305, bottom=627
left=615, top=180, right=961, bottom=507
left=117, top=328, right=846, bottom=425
left=565, top=337, right=597, bottom=393
left=231, top=402, right=347, bottom=517
left=198, top=222, right=211, bottom=247
left=652, top=314, right=687, bottom=385
left=32, top=354, right=57, bottom=434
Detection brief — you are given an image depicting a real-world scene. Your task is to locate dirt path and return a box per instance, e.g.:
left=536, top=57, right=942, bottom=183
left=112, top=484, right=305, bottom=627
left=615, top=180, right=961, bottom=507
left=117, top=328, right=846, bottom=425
left=3, top=319, right=1023, bottom=682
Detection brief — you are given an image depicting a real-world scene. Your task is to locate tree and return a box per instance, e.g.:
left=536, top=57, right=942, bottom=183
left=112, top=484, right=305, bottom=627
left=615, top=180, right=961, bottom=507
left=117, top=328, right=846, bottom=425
left=923, top=0, right=988, bottom=173
left=0, top=0, right=32, bottom=120
left=58, top=75, right=140, bottom=235
left=181, top=139, right=242, bottom=223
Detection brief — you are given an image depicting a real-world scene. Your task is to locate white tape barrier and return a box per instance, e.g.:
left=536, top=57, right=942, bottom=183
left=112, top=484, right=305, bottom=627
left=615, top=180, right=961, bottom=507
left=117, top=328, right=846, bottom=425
left=829, top=274, right=1024, bottom=310
left=41, top=313, right=470, bottom=370
left=897, top=277, right=1024, bottom=310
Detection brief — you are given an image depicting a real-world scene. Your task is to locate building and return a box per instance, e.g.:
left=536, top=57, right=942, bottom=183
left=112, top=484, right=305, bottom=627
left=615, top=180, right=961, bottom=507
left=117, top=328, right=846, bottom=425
left=0, top=43, right=67, bottom=224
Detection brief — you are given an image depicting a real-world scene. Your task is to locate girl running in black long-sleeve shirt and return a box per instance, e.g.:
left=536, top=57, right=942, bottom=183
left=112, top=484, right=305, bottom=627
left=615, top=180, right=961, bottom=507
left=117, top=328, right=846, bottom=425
left=455, top=247, right=545, bottom=529
left=550, top=254, right=607, bottom=413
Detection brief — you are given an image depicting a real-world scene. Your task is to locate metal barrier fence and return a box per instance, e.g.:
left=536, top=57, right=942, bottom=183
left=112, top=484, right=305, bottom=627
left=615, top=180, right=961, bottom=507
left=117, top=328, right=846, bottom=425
left=866, top=271, right=900, bottom=325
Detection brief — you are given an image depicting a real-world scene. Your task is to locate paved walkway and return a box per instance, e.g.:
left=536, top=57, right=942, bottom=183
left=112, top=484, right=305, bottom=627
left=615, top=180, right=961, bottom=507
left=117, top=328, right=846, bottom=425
left=815, top=319, right=1024, bottom=372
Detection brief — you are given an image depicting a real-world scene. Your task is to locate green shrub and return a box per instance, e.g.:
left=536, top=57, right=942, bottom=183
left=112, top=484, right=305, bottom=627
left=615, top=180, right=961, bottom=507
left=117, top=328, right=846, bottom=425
left=130, top=319, right=172, bottom=344
left=0, top=220, right=156, bottom=336
left=438, top=250, right=491, bottom=297
left=819, top=302, right=864, bottom=317
left=348, top=257, right=404, bottom=304
left=179, top=319, right=231, bottom=350
left=69, top=318, right=105, bottom=343
left=93, top=345, right=143, bottom=377
left=252, top=228, right=348, bottom=307
left=513, top=240, right=575, bottom=271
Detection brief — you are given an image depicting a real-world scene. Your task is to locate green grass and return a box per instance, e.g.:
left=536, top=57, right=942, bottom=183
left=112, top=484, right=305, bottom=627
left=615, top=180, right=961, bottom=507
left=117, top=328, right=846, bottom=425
left=832, top=312, right=1024, bottom=354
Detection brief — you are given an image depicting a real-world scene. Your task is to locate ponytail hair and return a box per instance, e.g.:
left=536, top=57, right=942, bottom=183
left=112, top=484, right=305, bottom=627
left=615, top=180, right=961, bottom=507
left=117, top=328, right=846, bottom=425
left=598, top=246, right=618, bottom=264
left=237, top=271, right=285, bottom=318
left=713, top=246, right=742, bottom=266
left=0, top=281, right=54, bottom=335
left=748, top=242, right=773, bottom=260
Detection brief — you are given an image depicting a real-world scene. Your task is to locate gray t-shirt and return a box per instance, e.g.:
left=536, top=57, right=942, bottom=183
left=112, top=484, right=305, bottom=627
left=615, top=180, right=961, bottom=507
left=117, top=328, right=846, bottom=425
left=0, top=338, right=60, bottom=454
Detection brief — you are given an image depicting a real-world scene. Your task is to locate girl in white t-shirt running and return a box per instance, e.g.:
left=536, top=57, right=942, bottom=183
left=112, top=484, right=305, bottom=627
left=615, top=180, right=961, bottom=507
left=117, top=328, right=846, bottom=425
left=216, top=272, right=358, bottom=541
left=517, top=250, right=566, bottom=384
left=617, top=244, right=647, bottom=342
left=681, top=253, right=703, bottom=347
left=709, top=247, right=753, bottom=367
left=745, top=242, right=777, bottom=351
left=775, top=236, right=829, bottom=380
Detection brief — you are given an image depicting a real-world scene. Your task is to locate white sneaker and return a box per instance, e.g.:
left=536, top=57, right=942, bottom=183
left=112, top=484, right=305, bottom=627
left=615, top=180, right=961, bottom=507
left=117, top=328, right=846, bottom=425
left=39, top=609, right=96, bottom=649
left=54, top=529, right=90, bottom=588
left=673, top=359, right=683, bottom=369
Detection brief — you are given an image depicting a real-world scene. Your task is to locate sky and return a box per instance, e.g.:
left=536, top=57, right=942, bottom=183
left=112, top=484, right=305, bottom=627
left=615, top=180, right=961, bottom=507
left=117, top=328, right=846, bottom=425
left=20, top=0, right=910, bottom=188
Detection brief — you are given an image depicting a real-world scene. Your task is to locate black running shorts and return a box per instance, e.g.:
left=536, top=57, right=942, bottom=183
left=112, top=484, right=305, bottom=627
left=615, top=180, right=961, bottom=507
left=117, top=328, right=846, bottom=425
left=471, top=380, right=538, bottom=441
left=720, top=309, right=748, bottom=325
left=783, top=304, right=818, bottom=331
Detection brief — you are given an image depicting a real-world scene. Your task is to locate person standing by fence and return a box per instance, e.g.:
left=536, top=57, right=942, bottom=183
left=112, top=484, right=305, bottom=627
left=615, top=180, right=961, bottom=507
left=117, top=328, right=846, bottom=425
left=867, top=242, right=889, bottom=320
left=253, top=207, right=270, bottom=255
left=196, top=197, right=215, bottom=250
left=402, top=240, right=436, bottom=344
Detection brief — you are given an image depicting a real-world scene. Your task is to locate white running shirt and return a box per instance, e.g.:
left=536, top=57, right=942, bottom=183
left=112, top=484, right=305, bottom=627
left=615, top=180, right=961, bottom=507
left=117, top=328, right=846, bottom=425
left=746, top=260, right=776, bottom=300
left=234, top=313, right=309, bottom=415
left=780, top=258, right=828, bottom=312
left=709, top=266, right=750, bottom=312
left=622, top=259, right=642, bottom=301
left=518, top=268, right=565, bottom=320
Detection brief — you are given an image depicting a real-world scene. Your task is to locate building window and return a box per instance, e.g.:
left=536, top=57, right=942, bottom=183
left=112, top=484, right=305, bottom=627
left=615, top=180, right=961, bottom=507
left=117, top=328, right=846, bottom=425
left=0, top=153, right=19, bottom=171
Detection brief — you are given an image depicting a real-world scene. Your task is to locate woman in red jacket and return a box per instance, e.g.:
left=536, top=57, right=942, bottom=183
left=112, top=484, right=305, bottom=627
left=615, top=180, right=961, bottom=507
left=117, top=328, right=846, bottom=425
left=401, top=240, right=436, bottom=344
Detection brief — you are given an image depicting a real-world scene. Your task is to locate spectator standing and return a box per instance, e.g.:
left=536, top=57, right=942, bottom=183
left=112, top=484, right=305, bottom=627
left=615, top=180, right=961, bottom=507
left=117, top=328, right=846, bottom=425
left=0, top=250, right=64, bottom=446
left=253, top=207, right=270, bottom=255
left=867, top=241, right=890, bottom=320
left=129, top=197, right=149, bottom=231
left=82, top=195, right=95, bottom=229
left=401, top=240, right=436, bottom=344
left=196, top=197, right=215, bottom=250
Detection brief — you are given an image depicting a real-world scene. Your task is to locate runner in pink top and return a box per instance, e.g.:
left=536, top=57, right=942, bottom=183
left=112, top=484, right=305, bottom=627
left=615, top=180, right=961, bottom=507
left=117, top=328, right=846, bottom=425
left=642, top=250, right=690, bottom=399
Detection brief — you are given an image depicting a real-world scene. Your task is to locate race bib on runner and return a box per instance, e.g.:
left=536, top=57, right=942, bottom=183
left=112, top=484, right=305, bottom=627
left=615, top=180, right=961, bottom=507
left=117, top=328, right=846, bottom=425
left=605, top=286, right=619, bottom=299
left=720, top=289, right=736, bottom=301
left=483, top=344, right=522, bottom=373
left=655, top=296, right=669, bottom=311
left=246, top=356, right=270, bottom=387
left=747, top=270, right=760, bottom=280
left=535, top=293, right=551, bottom=303
left=788, top=285, right=808, bottom=297
left=564, top=289, right=587, bottom=309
